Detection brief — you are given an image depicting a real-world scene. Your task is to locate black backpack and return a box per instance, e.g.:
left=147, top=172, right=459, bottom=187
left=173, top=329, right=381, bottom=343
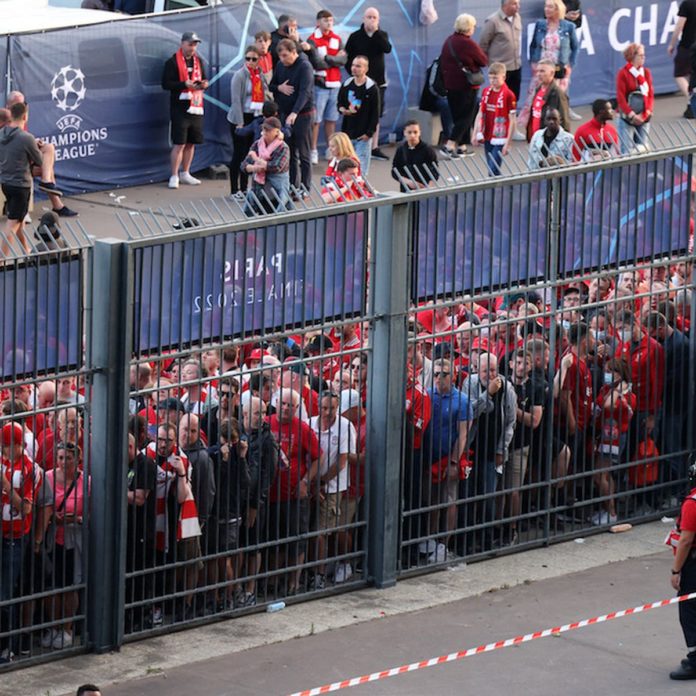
left=419, top=57, right=447, bottom=112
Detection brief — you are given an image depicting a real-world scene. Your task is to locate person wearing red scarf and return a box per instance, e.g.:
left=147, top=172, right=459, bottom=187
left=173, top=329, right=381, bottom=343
left=161, top=32, right=209, bottom=190
left=616, top=42, right=653, bottom=153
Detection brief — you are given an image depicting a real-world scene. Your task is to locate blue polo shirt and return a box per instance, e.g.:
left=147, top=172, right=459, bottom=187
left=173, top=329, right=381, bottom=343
left=424, top=386, right=472, bottom=463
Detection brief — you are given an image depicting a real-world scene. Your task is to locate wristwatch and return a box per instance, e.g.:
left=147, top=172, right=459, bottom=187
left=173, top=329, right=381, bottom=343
left=672, top=569, right=681, bottom=575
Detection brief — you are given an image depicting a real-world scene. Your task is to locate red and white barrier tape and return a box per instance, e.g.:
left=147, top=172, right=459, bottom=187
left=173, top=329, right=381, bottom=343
left=287, top=591, right=696, bottom=696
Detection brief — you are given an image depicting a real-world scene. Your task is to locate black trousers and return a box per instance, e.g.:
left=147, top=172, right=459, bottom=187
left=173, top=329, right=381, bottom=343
left=679, top=551, right=696, bottom=657
left=446, top=88, right=478, bottom=146
left=229, top=113, right=255, bottom=194
left=506, top=69, right=522, bottom=102
left=287, top=112, right=313, bottom=190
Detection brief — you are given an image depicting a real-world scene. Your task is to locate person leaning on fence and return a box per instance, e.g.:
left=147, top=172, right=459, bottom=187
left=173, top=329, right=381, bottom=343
left=615, top=43, right=653, bottom=154
left=0, top=102, right=42, bottom=257
left=325, top=132, right=361, bottom=182
left=439, top=13, right=488, bottom=158
left=241, top=117, right=291, bottom=215
left=161, top=31, right=209, bottom=190
left=527, top=107, right=576, bottom=169
left=473, top=62, right=517, bottom=176
left=321, top=157, right=371, bottom=203
left=391, top=120, right=439, bottom=192
left=666, top=458, right=696, bottom=680
left=573, top=99, right=620, bottom=162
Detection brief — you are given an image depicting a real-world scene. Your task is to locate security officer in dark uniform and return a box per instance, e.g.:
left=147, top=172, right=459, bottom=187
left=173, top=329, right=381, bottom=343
left=668, top=458, right=696, bottom=680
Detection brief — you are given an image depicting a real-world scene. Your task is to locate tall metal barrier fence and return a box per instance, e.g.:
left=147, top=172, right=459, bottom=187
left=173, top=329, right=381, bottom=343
left=1, top=144, right=694, bottom=670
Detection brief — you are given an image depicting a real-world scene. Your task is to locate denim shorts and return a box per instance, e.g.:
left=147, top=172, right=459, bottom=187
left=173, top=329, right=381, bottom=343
left=314, top=86, right=339, bottom=123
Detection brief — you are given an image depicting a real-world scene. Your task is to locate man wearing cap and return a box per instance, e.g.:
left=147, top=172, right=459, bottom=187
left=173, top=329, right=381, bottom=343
left=1, top=422, right=35, bottom=661
left=34, top=211, right=68, bottom=252
left=268, top=388, right=321, bottom=594
left=162, top=32, right=209, bottom=190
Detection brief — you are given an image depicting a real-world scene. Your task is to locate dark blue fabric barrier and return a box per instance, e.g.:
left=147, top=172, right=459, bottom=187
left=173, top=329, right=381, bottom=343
left=6, top=0, right=684, bottom=194
left=0, top=257, right=82, bottom=379
left=132, top=212, right=367, bottom=353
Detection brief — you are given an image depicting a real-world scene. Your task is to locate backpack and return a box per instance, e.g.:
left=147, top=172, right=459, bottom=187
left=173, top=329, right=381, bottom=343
left=419, top=57, right=447, bottom=112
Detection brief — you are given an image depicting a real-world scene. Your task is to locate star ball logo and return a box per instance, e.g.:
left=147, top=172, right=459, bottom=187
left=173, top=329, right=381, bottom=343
left=45, top=64, right=108, bottom=161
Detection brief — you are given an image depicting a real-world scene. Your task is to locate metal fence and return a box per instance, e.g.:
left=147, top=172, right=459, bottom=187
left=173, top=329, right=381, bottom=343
left=1, top=139, right=695, bottom=670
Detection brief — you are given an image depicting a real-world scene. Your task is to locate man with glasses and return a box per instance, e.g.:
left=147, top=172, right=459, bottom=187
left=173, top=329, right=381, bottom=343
left=422, top=358, right=472, bottom=563
left=201, top=375, right=240, bottom=449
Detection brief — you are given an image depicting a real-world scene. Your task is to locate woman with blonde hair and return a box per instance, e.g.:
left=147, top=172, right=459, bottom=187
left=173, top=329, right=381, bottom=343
left=325, top=132, right=361, bottom=180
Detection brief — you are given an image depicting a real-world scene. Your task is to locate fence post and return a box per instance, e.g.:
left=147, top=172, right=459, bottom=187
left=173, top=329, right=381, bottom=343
left=88, top=239, right=131, bottom=652
left=366, top=201, right=411, bottom=588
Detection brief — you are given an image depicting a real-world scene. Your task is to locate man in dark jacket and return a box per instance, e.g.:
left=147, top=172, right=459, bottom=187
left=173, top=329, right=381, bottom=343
left=345, top=7, right=392, bottom=160
left=270, top=39, right=315, bottom=191
left=238, top=395, right=278, bottom=607
left=391, top=120, right=439, bottom=192
left=526, top=60, right=570, bottom=141
left=0, top=102, right=42, bottom=256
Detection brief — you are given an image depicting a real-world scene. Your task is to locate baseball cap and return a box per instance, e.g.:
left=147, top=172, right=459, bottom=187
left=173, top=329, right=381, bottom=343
left=283, top=358, right=309, bottom=376
left=248, top=349, right=265, bottom=362
left=157, top=397, right=184, bottom=412
left=181, top=31, right=202, bottom=43
left=471, top=337, right=490, bottom=352
left=1, top=422, right=24, bottom=447
left=262, top=116, right=282, bottom=130
left=307, top=334, right=333, bottom=354
left=339, top=388, right=361, bottom=414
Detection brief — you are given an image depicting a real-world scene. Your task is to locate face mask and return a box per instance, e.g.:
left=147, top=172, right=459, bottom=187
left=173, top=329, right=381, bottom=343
left=619, top=329, right=633, bottom=344
left=593, top=330, right=606, bottom=342
left=603, top=372, right=615, bottom=385
left=561, top=320, right=571, bottom=332
left=479, top=327, right=490, bottom=339
left=671, top=274, right=683, bottom=287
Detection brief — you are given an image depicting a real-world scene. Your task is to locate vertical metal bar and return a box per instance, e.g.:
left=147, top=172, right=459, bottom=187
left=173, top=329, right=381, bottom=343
left=88, top=238, right=132, bottom=652
left=366, top=202, right=410, bottom=588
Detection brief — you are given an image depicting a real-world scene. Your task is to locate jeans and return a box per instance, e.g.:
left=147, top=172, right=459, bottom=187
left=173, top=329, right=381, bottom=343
left=352, top=137, right=372, bottom=176
left=435, top=95, right=454, bottom=143
left=616, top=116, right=650, bottom=154
left=484, top=142, right=503, bottom=176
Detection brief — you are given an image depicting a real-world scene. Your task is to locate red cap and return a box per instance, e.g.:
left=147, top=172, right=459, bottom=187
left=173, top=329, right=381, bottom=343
left=471, top=337, right=490, bottom=352
left=248, top=349, right=264, bottom=361
left=1, top=422, right=23, bottom=447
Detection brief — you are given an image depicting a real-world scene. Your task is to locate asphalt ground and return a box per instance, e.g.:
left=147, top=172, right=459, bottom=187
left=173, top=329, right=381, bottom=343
left=39, top=91, right=691, bottom=242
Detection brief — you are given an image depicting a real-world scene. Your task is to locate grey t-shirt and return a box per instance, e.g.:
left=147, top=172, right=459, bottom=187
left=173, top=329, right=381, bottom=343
left=0, top=125, right=43, bottom=188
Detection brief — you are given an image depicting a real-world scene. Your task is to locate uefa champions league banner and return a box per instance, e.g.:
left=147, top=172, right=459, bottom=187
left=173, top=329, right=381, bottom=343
left=5, top=1, right=687, bottom=195
left=0, top=258, right=82, bottom=380
left=132, top=213, right=366, bottom=353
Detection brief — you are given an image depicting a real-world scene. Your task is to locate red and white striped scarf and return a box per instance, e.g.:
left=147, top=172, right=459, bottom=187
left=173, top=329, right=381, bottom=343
left=147, top=443, right=200, bottom=552
left=628, top=64, right=649, bottom=97
left=176, top=49, right=204, bottom=115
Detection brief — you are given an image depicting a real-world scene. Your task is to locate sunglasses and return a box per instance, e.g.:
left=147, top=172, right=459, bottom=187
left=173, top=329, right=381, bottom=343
left=433, top=371, right=451, bottom=377
left=245, top=56, right=259, bottom=62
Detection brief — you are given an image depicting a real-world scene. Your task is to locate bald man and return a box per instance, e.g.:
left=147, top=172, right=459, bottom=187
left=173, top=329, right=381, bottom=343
left=345, top=7, right=392, bottom=159
left=6, top=91, right=77, bottom=217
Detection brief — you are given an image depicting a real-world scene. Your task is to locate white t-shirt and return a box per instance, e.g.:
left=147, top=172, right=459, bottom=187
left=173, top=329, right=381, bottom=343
left=310, top=415, right=355, bottom=493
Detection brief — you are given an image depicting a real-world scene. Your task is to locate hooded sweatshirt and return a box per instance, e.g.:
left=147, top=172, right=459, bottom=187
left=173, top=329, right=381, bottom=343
left=0, top=125, right=42, bottom=188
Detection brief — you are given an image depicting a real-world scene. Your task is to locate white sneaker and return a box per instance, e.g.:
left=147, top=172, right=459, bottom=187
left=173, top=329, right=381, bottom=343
left=310, top=149, right=319, bottom=165
left=41, top=629, right=57, bottom=648
left=334, top=562, right=353, bottom=583
left=569, top=109, right=583, bottom=121
left=52, top=630, right=73, bottom=649
left=151, top=607, right=163, bottom=626
left=179, top=171, right=201, bottom=185
left=427, top=543, right=447, bottom=563
left=418, top=539, right=437, bottom=555
left=511, top=130, right=526, bottom=141
left=168, top=175, right=179, bottom=189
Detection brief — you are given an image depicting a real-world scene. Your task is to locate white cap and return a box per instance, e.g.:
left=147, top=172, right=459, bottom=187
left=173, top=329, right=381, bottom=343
left=339, top=388, right=361, bottom=414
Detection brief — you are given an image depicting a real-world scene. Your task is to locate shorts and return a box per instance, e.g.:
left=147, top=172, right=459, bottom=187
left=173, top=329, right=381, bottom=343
left=170, top=111, right=204, bottom=145
left=205, top=518, right=240, bottom=555
left=314, top=86, right=340, bottom=123
left=240, top=505, right=266, bottom=547
left=378, top=85, right=386, bottom=118
left=427, top=475, right=459, bottom=505
left=338, top=495, right=360, bottom=525
left=177, top=537, right=204, bottom=571
left=675, top=45, right=692, bottom=78
left=1, top=184, right=31, bottom=221
left=269, top=499, right=310, bottom=557
left=51, top=544, right=76, bottom=589
left=316, top=491, right=343, bottom=529
left=505, top=445, right=530, bottom=489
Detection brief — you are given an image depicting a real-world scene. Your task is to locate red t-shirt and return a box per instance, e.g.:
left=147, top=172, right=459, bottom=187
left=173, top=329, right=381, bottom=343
left=594, top=385, right=636, bottom=454
left=615, top=334, right=665, bottom=413
left=529, top=85, right=548, bottom=137
left=478, top=84, right=516, bottom=145
left=406, top=378, right=431, bottom=449
left=268, top=415, right=322, bottom=502
left=2, top=454, right=35, bottom=538
left=302, top=384, right=320, bottom=418
left=559, top=352, right=593, bottom=432
left=679, top=488, right=696, bottom=534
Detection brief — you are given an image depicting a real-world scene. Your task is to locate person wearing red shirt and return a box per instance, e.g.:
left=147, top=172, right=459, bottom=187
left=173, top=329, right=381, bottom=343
left=320, top=158, right=372, bottom=203
left=592, top=358, right=636, bottom=526
left=36, top=407, right=83, bottom=472
left=573, top=99, right=620, bottom=161
left=555, top=322, right=595, bottom=478
left=1, top=423, right=35, bottom=661
left=525, top=60, right=569, bottom=141
left=616, top=42, right=653, bottom=153
left=667, top=459, right=696, bottom=680
left=268, top=388, right=321, bottom=594
left=473, top=62, right=517, bottom=176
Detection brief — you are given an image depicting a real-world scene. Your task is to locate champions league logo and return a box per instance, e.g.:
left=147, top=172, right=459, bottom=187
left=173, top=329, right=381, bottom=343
left=51, top=65, right=86, bottom=113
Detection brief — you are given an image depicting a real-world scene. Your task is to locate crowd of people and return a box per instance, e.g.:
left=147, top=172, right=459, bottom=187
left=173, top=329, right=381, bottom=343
left=1, top=258, right=693, bottom=662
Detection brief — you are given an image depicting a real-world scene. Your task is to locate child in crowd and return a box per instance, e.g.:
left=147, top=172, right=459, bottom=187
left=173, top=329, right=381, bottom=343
left=473, top=62, right=517, bottom=176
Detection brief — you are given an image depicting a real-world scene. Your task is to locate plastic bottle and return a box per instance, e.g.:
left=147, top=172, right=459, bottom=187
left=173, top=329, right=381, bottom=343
left=266, top=601, right=286, bottom=613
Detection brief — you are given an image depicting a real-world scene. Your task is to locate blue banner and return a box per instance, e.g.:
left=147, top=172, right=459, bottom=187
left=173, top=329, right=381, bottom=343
left=559, top=155, right=692, bottom=274
left=413, top=181, right=549, bottom=301
left=0, top=257, right=82, bottom=379
left=133, top=212, right=366, bottom=353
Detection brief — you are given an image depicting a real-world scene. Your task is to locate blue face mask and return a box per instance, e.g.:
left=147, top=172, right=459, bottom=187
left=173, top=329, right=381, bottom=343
left=593, top=330, right=606, bottom=342
left=561, top=320, right=571, bottom=332
left=603, top=372, right=615, bottom=385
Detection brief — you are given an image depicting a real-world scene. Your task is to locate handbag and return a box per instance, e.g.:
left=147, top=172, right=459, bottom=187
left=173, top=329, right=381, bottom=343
left=447, top=38, right=485, bottom=87
left=627, top=91, right=645, bottom=116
